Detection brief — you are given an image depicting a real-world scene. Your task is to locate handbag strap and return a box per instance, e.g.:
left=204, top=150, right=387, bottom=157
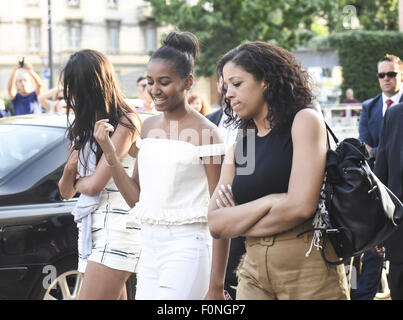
left=324, top=121, right=339, bottom=145
left=320, top=233, right=347, bottom=266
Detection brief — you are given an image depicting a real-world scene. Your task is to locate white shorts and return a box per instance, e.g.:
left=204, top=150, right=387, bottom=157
left=77, top=210, right=141, bottom=274
left=135, top=223, right=212, bottom=300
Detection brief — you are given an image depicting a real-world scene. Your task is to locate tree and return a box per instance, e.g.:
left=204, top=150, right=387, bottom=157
left=146, top=0, right=398, bottom=77
left=320, top=0, right=398, bottom=32
left=310, top=31, right=403, bottom=102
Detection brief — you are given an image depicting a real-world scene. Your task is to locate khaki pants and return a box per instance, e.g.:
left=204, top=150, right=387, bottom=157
left=236, top=220, right=350, bottom=300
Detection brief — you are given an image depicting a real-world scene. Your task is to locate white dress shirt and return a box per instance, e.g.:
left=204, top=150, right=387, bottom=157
left=382, top=88, right=403, bottom=116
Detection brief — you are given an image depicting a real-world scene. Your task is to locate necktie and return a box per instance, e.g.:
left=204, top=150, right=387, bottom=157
left=386, top=99, right=393, bottom=109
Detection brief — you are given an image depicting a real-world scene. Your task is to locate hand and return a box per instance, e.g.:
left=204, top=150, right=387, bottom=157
left=66, top=149, right=78, bottom=173
left=94, top=119, right=116, bottom=157
left=216, top=184, right=236, bottom=208
left=204, top=288, right=226, bottom=300
left=371, top=245, right=385, bottom=258
left=23, top=61, right=33, bottom=71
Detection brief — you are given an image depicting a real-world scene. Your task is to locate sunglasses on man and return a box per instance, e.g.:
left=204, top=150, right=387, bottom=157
left=378, top=71, right=398, bottom=79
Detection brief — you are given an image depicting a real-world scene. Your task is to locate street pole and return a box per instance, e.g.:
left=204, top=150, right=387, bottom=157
left=48, top=0, right=53, bottom=88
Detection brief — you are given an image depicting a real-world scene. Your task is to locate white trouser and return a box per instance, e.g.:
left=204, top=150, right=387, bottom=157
left=135, top=223, right=212, bottom=300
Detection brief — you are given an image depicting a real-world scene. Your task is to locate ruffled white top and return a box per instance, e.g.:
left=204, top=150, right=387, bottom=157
left=133, top=137, right=226, bottom=225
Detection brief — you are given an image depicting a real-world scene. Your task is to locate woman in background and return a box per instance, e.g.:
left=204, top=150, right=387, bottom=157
left=188, top=92, right=211, bottom=116
left=38, top=87, right=66, bottom=113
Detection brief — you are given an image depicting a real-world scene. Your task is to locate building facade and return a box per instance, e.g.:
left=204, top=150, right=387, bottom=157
left=0, top=0, right=169, bottom=98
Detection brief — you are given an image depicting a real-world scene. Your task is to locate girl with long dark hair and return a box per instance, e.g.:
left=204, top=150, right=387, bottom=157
left=93, top=31, right=227, bottom=300
left=208, top=42, right=350, bottom=299
left=58, top=49, right=141, bottom=299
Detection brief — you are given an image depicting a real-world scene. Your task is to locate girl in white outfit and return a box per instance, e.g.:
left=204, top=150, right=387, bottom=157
left=58, top=49, right=141, bottom=299
left=94, top=31, right=229, bottom=300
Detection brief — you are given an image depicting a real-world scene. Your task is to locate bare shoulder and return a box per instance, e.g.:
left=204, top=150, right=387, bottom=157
left=120, top=112, right=141, bottom=127
left=190, top=112, right=224, bottom=146
left=292, top=107, right=325, bottom=135
left=139, top=114, right=163, bottom=138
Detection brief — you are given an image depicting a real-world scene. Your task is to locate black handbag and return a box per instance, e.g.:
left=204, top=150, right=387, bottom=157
left=300, top=123, right=403, bottom=265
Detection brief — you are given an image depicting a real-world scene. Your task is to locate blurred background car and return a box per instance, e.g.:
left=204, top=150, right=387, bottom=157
left=0, top=113, right=80, bottom=300
left=0, top=111, right=152, bottom=300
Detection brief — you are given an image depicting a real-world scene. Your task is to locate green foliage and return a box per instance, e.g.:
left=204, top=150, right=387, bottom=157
left=146, top=0, right=322, bottom=77
left=146, top=0, right=399, bottom=78
left=310, top=31, right=403, bottom=102
left=319, top=0, right=398, bottom=33
left=3, top=98, right=13, bottom=115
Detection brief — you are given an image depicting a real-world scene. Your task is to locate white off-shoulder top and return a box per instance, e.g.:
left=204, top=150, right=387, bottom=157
left=132, top=137, right=226, bottom=225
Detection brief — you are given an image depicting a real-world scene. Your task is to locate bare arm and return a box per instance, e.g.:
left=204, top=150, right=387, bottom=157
left=24, top=62, right=43, bottom=96
left=8, top=66, right=19, bottom=100
left=244, top=109, right=327, bottom=237
left=207, top=146, right=285, bottom=239
left=58, top=149, right=79, bottom=200
left=38, top=87, right=59, bottom=111
left=198, top=127, right=229, bottom=300
left=92, top=116, right=141, bottom=207
left=203, top=147, right=227, bottom=300
left=75, top=115, right=140, bottom=198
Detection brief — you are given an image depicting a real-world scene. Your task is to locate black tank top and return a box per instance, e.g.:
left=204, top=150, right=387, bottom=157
left=232, top=123, right=293, bottom=205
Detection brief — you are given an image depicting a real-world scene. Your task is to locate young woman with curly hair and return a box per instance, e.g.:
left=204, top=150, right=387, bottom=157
left=207, top=41, right=350, bottom=300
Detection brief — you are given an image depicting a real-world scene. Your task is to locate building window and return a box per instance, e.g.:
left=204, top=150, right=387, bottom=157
left=107, top=0, right=118, bottom=8
left=141, top=21, right=157, bottom=53
left=68, top=20, right=81, bottom=51
left=27, top=20, right=41, bottom=52
left=107, top=21, right=120, bottom=54
left=67, top=0, right=80, bottom=8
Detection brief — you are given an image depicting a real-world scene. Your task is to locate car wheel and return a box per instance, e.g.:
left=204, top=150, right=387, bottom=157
left=43, top=270, right=83, bottom=300
left=29, top=255, right=82, bottom=300
left=44, top=271, right=137, bottom=300
left=32, top=256, right=137, bottom=300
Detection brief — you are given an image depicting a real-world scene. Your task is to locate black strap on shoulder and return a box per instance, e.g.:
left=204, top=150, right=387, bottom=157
left=324, top=121, right=339, bottom=145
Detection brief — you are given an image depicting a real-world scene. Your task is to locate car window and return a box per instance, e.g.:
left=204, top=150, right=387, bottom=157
left=0, top=125, right=64, bottom=180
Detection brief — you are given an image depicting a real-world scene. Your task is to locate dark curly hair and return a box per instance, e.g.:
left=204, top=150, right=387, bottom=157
left=216, top=41, right=314, bottom=132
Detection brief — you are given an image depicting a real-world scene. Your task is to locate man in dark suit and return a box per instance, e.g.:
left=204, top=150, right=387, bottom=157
left=354, top=54, right=403, bottom=300
left=206, top=107, right=223, bottom=126
left=375, top=102, right=403, bottom=299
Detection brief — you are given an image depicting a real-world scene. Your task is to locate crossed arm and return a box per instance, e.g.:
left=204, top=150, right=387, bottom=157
left=205, top=109, right=326, bottom=300
left=208, top=108, right=327, bottom=238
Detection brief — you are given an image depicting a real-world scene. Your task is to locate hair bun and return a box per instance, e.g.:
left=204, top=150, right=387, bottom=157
left=163, top=31, right=200, bottom=60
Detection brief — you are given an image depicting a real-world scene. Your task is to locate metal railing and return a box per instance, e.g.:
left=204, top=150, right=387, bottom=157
left=322, top=103, right=362, bottom=141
